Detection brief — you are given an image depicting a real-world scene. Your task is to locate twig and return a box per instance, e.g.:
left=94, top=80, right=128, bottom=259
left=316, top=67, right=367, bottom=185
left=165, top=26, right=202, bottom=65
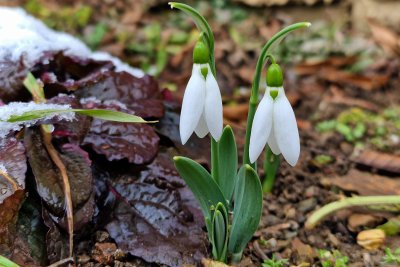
left=0, top=169, right=20, bottom=191
left=41, top=127, right=74, bottom=259
left=46, top=257, right=74, bottom=267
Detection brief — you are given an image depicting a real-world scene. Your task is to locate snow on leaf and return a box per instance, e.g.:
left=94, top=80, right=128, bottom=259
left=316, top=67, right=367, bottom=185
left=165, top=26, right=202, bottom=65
left=0, top=102, right=75, bottom=138
left=0, top=7, right=143, bottom=101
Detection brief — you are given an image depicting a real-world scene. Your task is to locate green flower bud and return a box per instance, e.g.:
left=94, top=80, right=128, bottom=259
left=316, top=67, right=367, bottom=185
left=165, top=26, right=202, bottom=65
left=193, top=41, right=209, bottom=64
left=266, top=63, right=283, bottom=87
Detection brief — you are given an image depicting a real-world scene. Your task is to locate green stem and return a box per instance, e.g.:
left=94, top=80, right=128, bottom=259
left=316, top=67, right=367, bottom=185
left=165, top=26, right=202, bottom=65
left=243, top=22, right=311, bottom=168
left=211, top=138, right=219, bottom=180
left=305, top=195, right=400, bottom=229
left=262, top=146, right=280, bottom=193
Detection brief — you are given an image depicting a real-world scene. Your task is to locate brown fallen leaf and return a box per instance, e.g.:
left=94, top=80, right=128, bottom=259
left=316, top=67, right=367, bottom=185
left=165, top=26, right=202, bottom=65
left=368, top=19, right=400, bottom=55
left=319, top=67, right=389, bottom=91
left=223, top=103, right=249, bottom=121
left=294, top=56, right=358, bottom=75
left=329, top=86, right=379, bottom=111
left=357, top=229, right=385, bottom=250
left=348, top=213, right=382, bottom=232
left=201, top=258, right=232, bottom=267
left=321, top=169, right=400, bottom=196
left=291, top=238, right=315, bottom=261
left=352, top=150, right=400, bottom=174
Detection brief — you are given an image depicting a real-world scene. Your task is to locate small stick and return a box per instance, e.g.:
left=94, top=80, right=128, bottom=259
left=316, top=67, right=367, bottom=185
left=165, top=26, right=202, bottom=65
left=47, top=257, right=74, bottom=267
left=41, top=127, right=74, bottom=259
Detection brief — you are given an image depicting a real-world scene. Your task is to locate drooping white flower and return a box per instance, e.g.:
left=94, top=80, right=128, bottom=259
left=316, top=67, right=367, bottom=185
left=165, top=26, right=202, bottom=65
left=179, top=40, right=223, bottom=144
left=249, top=64, right=300, bottom=166
left=180, top=63, right=223, bottom=144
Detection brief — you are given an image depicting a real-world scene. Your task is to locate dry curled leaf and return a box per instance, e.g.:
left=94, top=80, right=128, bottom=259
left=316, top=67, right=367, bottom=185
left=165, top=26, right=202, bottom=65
left=321, top=169, right=400, bottom=196
left=357, top=229, right=385, bottom=250
left=352, top=150, right=400, bottom=174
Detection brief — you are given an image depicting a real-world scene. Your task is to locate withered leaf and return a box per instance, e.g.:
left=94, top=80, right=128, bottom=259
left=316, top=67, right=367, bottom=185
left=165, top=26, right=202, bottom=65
left=0, top=137, right=26, bottom=203
left=352, top=150, right=400, bottom=174
left=322, top=169, right=400, bottom=196
left=0, top=137, right=27, bottom=255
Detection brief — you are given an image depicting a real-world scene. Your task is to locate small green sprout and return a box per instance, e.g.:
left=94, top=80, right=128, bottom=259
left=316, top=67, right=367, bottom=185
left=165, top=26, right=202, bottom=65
left=262, top=254, right=288, bottom=267
left=382, top=248, right=400, bottom=265
left=318, top=249, right=348, bottom=267
left=313, top=155, right=334, bottom=166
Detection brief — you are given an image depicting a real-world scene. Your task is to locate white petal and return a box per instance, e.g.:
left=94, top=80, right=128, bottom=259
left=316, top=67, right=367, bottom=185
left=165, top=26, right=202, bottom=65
left=194, top=112, right=209, bottom=138
left=204, top=66, right=223, bottom=141
left=273, top=87, right=300, bottom=166
left=267, top=129, right=281, bottom=155
left=249, top=93, right=274, bottom=163
left=179, top=64, right=206, bottom=144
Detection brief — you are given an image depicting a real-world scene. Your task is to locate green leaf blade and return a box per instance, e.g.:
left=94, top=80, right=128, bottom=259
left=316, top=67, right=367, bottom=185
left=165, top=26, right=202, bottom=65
left=217, top=125, right=238, bottom=204
left=173, top=156, right=228, bottom=219
left=229, top=165, right=263, bottom=256
left=211, top=203, right=228, bottom=262
left=73, top=109, right=152, bottom=123
left=5, top=109, right=153, bottom=124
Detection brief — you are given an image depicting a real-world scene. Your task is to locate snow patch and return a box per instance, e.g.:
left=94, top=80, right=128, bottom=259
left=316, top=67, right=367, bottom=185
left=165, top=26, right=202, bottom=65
left=0, top=102, right=75, bottom=138
left=91, top=52, right=145, bottom=78
left=0, top=7, right=144, bottom=77
left=0, top=163, right=7, bottom=174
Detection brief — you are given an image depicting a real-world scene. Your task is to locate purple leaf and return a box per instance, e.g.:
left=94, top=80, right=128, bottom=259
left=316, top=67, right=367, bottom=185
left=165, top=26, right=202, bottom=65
left=83, top=119, right=159, bottom=165
left=76, top=71, right=164, bottom=118
left=105, top=152, right=207, bottom=266
left=24, top=128, right=94, bottom=231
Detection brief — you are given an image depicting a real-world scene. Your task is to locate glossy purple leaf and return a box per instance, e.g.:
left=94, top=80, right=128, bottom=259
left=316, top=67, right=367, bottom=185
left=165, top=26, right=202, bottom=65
left=83, top=119, right=159, bottom=165
left=76, top=71, right=164, bottom=118
left=105, top=152, right=207, bottom=267
left=24, top=129, right=93, bottom=230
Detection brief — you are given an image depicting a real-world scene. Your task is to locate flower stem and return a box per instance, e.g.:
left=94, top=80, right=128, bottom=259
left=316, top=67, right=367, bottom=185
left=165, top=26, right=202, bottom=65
left=211, top=138, right=219, bottom=181
left=243, top=22, right=311, bottom=167
left=305, top=195, right=400, bottom=229
left=262, top=146, right=280, bottom=193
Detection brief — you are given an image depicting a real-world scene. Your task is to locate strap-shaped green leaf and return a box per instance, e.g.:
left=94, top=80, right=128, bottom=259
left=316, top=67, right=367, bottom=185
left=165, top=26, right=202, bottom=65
left=0, top=255, right=20, bottom=267
left=73, top=109, right=153, bottom=123
left=173, top=156, right=228, bottom=220
left=229, top=165, right=262, bottom=257
left=217, top=125, right=238, bottom=204
left=211, top=203, right=228, bottom=262
left=5, top=109, right=153, bottom=123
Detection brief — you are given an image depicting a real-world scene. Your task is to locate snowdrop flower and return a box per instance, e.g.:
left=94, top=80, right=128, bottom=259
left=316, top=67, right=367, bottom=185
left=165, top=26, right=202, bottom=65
left=249, top=63, right=300, bottom=166
left=179, top=41, right=223, bottom=144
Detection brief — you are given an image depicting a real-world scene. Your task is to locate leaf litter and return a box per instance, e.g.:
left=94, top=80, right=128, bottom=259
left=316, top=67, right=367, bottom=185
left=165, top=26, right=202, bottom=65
left=0, top=5, right=207, bottom=267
